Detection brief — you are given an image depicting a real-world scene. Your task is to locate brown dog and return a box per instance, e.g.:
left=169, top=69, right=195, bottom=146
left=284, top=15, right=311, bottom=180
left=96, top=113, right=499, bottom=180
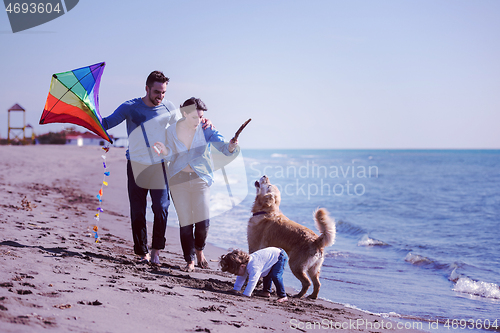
left=248, top=175, right=336, bottom=299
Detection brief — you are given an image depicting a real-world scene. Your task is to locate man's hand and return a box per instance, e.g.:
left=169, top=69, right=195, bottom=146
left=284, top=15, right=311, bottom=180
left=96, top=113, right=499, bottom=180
left=201, top=117, right=214, bottom=130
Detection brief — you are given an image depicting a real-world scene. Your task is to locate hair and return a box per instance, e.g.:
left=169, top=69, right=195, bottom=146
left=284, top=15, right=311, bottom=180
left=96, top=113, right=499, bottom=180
left=219, top=249, right=250, bottom=274
left=146, top=71, right=169, bottom=87
left=181, top=97, right=207, bottom=114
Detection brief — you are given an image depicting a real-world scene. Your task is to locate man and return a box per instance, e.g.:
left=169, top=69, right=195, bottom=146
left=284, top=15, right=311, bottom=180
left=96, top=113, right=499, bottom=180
left=102, top=71, right=210, bottom=265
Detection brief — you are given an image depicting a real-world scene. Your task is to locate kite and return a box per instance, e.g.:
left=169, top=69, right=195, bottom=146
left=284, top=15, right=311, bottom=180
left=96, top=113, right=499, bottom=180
left=39, top=62, right=112, bottom=143
left=39, top=62, right=113, bottom=243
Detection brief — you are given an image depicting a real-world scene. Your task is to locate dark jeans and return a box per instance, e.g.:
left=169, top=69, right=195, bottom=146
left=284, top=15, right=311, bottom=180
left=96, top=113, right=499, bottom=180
left=127, top=160, right=170, bottom=256
left=262, top=249, right=288, bottom=298
left=179, top=219, right=209, bottom=263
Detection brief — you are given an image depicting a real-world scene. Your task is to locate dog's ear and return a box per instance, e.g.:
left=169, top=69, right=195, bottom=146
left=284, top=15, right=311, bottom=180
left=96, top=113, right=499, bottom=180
left=255, top=181, right=262, bottom=196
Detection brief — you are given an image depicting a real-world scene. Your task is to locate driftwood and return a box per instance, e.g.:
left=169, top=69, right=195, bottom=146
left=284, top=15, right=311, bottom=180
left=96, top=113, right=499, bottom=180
left=232, top=118, right=251, bottom=141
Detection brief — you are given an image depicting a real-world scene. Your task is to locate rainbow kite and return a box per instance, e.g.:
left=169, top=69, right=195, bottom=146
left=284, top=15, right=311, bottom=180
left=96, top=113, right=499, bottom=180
left=39, top=62, right=112, bottom=143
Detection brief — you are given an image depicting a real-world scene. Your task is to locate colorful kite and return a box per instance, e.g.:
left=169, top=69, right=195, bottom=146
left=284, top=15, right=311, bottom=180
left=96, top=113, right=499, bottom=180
left=39, top=62, right=113, bottom=243
left=39, top=62, right=112, bottom=143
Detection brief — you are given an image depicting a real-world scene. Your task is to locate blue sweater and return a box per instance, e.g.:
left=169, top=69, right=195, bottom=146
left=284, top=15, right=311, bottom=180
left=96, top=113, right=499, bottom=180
left=102, top=98, right=180, bottom=164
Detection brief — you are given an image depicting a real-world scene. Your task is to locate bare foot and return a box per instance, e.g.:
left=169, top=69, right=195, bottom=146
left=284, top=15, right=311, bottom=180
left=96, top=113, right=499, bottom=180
left=151, top=249, right=160, bottom=266
left=181, top=262, right=195, bottom=272
left=277, top=296, right=288, bottom=303
left=196, top=250, right=209, bottom=269
left=138, top=253, right=151, bottom=264
left=254, top=290, right=271, bottom=298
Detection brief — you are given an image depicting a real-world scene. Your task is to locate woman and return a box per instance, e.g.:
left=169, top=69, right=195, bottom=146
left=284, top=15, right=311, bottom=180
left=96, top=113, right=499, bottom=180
left=154, top=97, right=239, bottom=272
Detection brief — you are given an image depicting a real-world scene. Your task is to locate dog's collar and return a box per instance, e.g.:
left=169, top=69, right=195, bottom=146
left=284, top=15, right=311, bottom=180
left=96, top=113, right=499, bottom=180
left=252, top=211, right=267, bottom=216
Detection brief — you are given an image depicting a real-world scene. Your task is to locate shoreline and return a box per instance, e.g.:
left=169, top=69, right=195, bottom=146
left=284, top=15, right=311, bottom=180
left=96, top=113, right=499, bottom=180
left=0, top=145, right=424, bottom=332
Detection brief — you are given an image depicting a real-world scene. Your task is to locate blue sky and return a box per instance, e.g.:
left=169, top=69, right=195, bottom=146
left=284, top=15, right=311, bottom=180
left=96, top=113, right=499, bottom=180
left=1, top=0, right=499, bottom=149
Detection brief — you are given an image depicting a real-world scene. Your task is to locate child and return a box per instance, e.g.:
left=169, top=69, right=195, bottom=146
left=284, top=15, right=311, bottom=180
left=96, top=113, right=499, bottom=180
left=219, top=247, right=288, bottom=302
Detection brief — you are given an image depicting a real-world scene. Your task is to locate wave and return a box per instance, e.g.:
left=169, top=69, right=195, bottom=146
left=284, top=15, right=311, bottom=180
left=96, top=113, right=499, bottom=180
left=404, top=253, right=463, bottom=274
left=449, top=267, right=500, bottom=300
left=336, top=220, right=367, bottom=237
left=453, top=277, right=500, bottom=300
left=405, top=254, right=500, bottom=300
left=358, top=234, right=389, bottom=247
left=271, top=153, right=287, bottom=158
left=404, top=252, right=458, bottom=270
left=404, top=252, right=435, bottom=266
left=448, top=267, right=461, bottom=282
left=380, top=312, right=402, bottom=318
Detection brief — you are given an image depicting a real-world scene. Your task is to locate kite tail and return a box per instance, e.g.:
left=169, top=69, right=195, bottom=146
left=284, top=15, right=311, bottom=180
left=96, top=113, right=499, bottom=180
left=93, top=145, right=111, bottom=243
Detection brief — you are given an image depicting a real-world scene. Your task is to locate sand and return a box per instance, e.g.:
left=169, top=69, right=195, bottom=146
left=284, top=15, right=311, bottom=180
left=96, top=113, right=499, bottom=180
left=0, top=145, right=423, bottom=333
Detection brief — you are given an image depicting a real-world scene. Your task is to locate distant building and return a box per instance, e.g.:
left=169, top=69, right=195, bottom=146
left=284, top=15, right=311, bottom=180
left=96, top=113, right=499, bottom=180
left=66, top=131, right=110, bottom=146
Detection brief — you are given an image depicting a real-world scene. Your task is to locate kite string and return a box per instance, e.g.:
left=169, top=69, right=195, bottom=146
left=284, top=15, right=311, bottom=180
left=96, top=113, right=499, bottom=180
left=93, top=145, right=110, bottom=243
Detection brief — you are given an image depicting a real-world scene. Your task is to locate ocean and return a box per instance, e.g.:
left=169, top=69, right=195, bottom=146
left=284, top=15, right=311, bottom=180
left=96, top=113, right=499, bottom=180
left=162, top=149, right=500, bottom=331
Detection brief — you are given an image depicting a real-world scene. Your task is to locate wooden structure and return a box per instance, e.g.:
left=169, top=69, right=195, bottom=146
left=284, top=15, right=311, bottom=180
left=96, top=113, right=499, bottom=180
left=8, top=103, right=26, bottom=143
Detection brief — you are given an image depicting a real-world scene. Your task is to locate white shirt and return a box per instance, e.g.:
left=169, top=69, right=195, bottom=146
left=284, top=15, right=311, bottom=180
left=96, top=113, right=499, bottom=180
left=233, top=247, right=282, bottom=297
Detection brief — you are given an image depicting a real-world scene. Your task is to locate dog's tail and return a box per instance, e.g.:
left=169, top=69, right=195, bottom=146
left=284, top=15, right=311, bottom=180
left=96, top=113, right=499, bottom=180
left=314, top=208, right=336, bottom=248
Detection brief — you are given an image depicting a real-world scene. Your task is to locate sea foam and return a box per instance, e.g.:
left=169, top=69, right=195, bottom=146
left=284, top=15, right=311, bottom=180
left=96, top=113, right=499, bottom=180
left=357, top=234, right=388, bottom=246
left=453, top=277, right=500, bottom=299
left=404, top=253, right=434, bottom=266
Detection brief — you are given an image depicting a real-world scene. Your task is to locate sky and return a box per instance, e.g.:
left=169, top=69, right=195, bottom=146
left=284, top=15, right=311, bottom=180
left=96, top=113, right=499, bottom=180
left=1, top=0, right=499, bottom=149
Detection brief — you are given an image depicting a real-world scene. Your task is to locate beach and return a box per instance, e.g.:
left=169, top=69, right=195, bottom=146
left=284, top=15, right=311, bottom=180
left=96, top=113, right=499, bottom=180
left=0, top=145, right=423, bottom=333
